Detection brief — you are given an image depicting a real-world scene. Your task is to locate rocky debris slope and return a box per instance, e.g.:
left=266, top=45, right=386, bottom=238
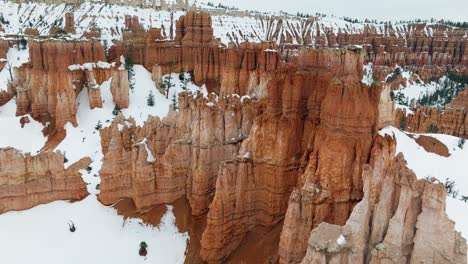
left=299, top=135, right=466, bottom=264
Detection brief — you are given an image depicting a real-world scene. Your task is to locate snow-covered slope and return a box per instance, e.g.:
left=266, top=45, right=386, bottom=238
left=0, top=0, right=447, bottom=45
left=0, top=196, right=188, bottom=264
left=380, top=126, right=468, bottom=239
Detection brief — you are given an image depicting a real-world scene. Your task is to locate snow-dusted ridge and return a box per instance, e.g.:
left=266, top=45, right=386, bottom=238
left=0, top=0, right=461, bottom=46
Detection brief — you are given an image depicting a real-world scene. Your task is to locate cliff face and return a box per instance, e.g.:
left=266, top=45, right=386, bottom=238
left=395, top=107, right=467, bottom=138
left=98, top=93, right=256, bottom=216
left=1, top=9, right=466, bottom=264
left=0, top=148, right=90, bottom=214
left=299, top=136, right=466, bottom=264
left=98, top=46, right=389, bottom=263
left=11, top=40, right=110, bottom=133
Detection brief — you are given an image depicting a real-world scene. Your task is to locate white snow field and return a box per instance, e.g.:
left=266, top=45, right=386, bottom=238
left=380, top=126, right=468, bottom=239
left=0, top=196, right=188, bottom=264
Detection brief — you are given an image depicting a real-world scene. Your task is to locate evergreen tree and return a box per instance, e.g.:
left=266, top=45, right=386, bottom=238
left=164, top=61, right=177, bottom=99
left=139, top=241, right=148, bottom=257
left=95, top=120, right=102, bottom=131
left=458, top=138, right=466, bottom=149
left=399, top=116, right=407, bottom=130
left=172, top=93, right=178, bottom=111
left=19, top=36, right=27, bottom=50
left=125, top=46, right=135, bottom=92
left=147, top=90, right=155, bottom=107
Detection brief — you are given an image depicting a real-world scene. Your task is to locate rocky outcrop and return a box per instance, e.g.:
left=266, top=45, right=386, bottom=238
left=11, top=39, right=109, bottom=133
left=110, top=69, right=129, bottom=109
left=98, top=93, right=256, bottom=216
left=0, top=148, right=90, bottom=213
left=299, top=135, right=466, bottom=264
left=200, top=47, right=387, bottom=263
left=64, top=13, right=75, bottom=34
left=395, top=107, right=467, bottom=138
left=451, top=88, right=468, bottom=110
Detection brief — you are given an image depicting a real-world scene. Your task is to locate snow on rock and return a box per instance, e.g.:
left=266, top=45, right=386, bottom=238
left=139, top=138, right=156, bottom=163
left=68, top=61, right=115, bottom=71
left=0, top=99, right=46, bottom=154
left=0, top=45, right=30, bottom=91
left=55, top=65, right=206, bottom=193
left=361, top=62, right=373, bottom=87
left=0, top=196, right=188, bottom=264
left=395, top=104, right=414, bottom=116
left=379, top=126, right=468, bottom=239
left=336, top=234, right=346, bottom=246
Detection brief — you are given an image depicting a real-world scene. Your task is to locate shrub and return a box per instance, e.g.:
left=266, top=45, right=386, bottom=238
left=95, top=121, right=102, bottom=131
left=426, top=124, right=439, bottom=134
left=147, top=90, right=155, bottom=107
left=458, top=138, right=466, bottom=149
left=139, top=241, right=148, bottom=257
left=112, top=106, right=121, bottom=116
left=68, top=221, right=76, bottom=232
left=444, top=178, right=459, bottom=199
left=399, top=116, right=407, bottom=130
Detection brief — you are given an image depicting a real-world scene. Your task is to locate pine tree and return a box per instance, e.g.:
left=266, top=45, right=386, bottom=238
left=103, top=40, right=109, bottom=57
left=139, top=241, right=148, bottom=257
left=125, top=46, right=135, bottom=92
left=458, top=138, right=466, bottom=149
left=164, top=61, right=177, bottom=99
left=172, top=93, right=178, bottom=111
left=147, top=90, right=155, bottom=107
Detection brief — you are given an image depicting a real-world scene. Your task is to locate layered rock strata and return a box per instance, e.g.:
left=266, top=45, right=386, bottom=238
left=299, top=135, right=466, bottom=264
left=0, top=148, right=90, bottom=214
left=11, top=40, right=110, bottom=133
left=395, top=107, right=467, bottom=138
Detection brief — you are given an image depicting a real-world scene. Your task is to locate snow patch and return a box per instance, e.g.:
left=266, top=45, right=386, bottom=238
left=0, top=196, right=188, bottom=264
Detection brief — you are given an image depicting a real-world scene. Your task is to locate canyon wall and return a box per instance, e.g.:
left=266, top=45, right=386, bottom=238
left=395, top=107, right=467, bottom=138
left=0, top=9, right=466, bottom=264
left=299, top=135, right=466, bottom=264
left=11, top=40, right=110, bottom=133
left=0, top=148, right=90, bottom=214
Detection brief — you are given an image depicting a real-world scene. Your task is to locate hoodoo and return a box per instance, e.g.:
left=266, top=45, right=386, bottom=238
left=0, top=2, right=466, bottom=264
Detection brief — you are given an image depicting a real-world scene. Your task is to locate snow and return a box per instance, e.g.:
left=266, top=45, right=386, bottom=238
left=139, top=138, right=156, bottom=163
left=0, top=45, right=30, bottom=91
left=0, top=1, right=438, bottom=47
left=395, top=104, right=414, bottom=116
left=243, top=151, right=252, bottom=159
left=55, top=65, right=206, bottom=194
left=0, top=99, right=47, bottom=154
left=68, top=61, right=115, bottom=71
left=0, top=45, right=42, bottom=154
left=336, top=234, right=346, bottom=245
left=379, top=126, right=468, bottom=239
left=0, top=196, right=188, bottom=264
left=362, top=62, right=373, bottom=87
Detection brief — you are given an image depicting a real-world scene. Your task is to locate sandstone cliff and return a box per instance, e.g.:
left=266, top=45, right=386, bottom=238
left=395, top=107, right=467, bottom=138
left=299, top=135, right=466, bottom=264
left=0, top=148, right=90, bottom=214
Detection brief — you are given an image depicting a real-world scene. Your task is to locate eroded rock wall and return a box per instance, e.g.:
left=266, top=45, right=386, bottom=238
left=299, top=135, right=466, bottom=264
left=0, top=148, right=90, bottom=213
